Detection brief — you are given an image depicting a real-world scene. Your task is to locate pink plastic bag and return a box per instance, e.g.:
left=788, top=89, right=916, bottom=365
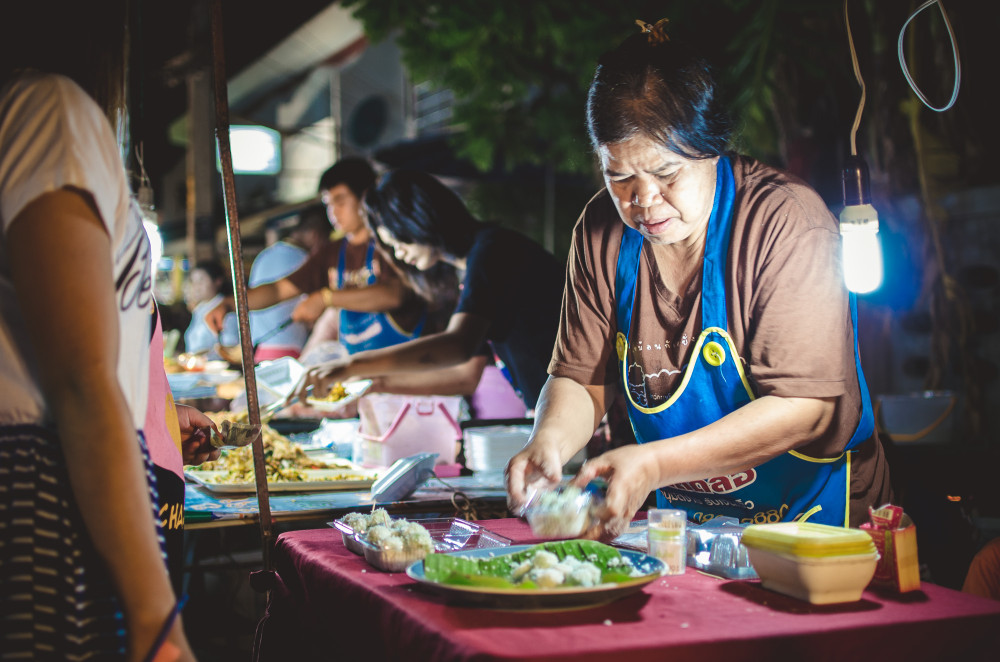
left=357, top=394, right=462, bottom=468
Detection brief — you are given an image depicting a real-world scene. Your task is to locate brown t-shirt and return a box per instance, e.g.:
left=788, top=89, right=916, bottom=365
left=550, top=156, right=890, bottom=524
left=285, top=237, right=426, bottom=334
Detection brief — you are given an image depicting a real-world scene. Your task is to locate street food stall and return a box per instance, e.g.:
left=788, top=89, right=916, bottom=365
left=173, top=370, right=1000, bottom=662
left=176, top=3, right=1000, bottom=661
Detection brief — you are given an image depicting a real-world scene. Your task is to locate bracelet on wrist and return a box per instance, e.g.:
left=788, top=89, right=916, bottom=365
left=321, top=288, right=336, bottom=308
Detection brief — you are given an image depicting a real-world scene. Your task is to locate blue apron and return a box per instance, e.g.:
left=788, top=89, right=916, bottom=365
left=614, top=156, right=875, bottom=526
left=337, top=241, right=425, bottom=354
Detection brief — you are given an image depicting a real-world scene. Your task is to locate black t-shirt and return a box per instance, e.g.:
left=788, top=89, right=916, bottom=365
left=457, top=225, right=565, bottom=408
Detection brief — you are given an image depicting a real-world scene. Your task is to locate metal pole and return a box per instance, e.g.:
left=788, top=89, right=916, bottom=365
left=209, top=0, right=274, bottom=572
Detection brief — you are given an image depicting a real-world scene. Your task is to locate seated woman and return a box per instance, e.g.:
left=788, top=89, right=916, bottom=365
left=295, top=169, right=566, bottom=414
left=182, top=259, right=232, bottom=358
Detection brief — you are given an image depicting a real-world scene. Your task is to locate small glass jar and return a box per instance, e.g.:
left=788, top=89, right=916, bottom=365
left=648, top=509, right=687, bottom=575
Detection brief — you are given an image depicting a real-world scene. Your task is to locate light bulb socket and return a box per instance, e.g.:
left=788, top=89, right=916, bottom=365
left=842, top=155, right=871, bottom=207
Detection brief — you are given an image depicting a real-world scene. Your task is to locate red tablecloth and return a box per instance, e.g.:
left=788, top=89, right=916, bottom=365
left=254, top=518, right=1000, bottom=662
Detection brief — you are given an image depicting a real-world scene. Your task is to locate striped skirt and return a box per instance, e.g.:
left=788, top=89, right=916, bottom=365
left=0, top=424, right=164, bottom=661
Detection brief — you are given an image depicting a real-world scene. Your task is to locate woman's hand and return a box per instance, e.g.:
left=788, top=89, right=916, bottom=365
left=292, top=290, right=328, bottom=325
left=504, top=439, right=564, bottom=514
left=294, top=357, right=355, bottom=402
left=573, top=444, right=659, bottom=541
left=203, top=298, right=232, bottom=333
left=506, top=376, right=610, bottom=515
left=175, top=404, right=221, bottom=466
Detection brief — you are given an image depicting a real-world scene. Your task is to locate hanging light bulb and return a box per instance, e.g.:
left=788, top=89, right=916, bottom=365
left=840, top=155, right=883, bottom=294
left=839, top=1, right=883, bottom=295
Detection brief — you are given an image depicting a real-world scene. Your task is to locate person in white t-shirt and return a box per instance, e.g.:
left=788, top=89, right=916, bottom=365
left=0, top=4, right=201, bottom=660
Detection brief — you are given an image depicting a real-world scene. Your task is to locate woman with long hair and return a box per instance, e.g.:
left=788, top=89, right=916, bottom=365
left=296, top=169, right=566, bottom=412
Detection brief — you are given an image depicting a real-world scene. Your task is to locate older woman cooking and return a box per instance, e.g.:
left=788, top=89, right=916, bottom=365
left=506, top=20, right=891, bottom=538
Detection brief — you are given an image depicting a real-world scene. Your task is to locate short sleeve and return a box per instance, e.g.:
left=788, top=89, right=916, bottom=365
left=455, top=229, right=502, bottom=323
left=0, top=73, right=126, bottom=238
left=743, top=187, right=851, bottom=398
left=285, top=241, right=339, bottom=294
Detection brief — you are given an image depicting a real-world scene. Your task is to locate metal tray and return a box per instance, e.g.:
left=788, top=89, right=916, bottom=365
left=185, top=467, right=378, bottom=494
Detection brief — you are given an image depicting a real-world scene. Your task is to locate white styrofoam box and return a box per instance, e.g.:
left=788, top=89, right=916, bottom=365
left=744, top=548, right=879, bottom=604
left=463, top=425, right=587, bottom=475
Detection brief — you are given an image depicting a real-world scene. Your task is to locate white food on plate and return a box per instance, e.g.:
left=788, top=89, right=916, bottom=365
left=512, top=549, right=605, bottom=588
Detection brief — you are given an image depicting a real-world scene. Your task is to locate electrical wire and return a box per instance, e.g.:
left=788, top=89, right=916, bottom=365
left=844, top=0, right=962, bottom=156
left=897, top=0, right=961, bottom=112
left=135, top=143, right=152, bottom=190
left=843, top=0, right=865, bottom=157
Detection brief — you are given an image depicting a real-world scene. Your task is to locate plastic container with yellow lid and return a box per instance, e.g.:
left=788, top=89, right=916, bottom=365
left=742, top=522, right=877, bottom=557
left=741, top=522, right=879, bottom=604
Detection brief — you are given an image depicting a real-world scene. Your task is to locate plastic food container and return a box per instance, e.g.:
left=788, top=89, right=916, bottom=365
left=647, top=509, right=686, bottom=575
left=360, top=537, right=429, bottom=572
left=686, top=517, right=758, bottom=580
left=741, top=522, right=879, bottom=604
left=462, top=425, right=532, bottom=475
left=522, top=483, right=602, bottom=539
left=331, top=519, right=367, bottom=555
left=330, top=517, right=513, bottom=568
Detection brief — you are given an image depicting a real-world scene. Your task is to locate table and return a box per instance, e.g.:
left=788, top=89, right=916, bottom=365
left=181, top=474, right=509, bottom=614
left=254, top=518, right=1000, bottom=662
left=184, top=473, right=510, bottom=529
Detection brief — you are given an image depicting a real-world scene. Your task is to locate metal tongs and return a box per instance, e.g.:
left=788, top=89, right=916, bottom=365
left=205, top=421, right=259, bottom=449
left=209, top=391, right=299, bottom=449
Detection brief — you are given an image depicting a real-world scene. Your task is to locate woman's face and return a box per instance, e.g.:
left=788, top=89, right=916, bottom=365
left=376, top=227, right=442, bottom=271
left=599, top=135, right=719, bottom=247
left=184, top=268, right=219, bottom=308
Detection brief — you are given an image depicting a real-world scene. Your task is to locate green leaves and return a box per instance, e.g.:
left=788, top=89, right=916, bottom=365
left=341, top=1, right=859, bottom=177
left=422, top=540, right=637, bottom=589
left=341, top=0, right=637, bottom=175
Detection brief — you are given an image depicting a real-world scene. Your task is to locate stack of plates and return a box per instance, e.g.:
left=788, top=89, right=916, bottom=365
left=463, top=425, right=532, bottom=474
